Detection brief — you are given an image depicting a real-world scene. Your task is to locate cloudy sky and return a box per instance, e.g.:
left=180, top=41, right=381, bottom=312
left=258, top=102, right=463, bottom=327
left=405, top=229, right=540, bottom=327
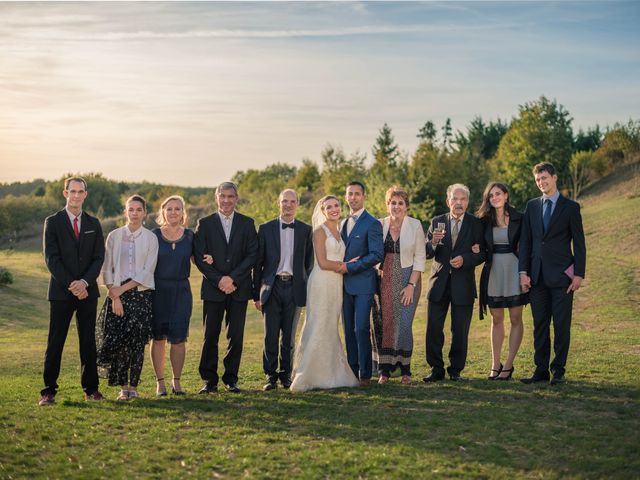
left=1, top=1, right=638, bottom=187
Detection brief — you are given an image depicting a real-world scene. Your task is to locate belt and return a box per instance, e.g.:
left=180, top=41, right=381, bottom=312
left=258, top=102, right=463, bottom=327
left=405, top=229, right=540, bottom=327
left=276, top=273, right=293, bottom=282
left=493, top=244, right=514, bottom=254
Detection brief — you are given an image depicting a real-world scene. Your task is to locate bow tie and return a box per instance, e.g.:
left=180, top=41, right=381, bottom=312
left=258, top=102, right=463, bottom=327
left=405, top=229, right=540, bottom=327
left=282, top=222, right=294, bottom=230
left=349, top=214, right=359, bottom=222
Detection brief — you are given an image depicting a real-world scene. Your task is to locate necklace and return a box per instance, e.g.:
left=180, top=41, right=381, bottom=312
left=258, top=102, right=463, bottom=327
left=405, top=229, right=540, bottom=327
left=162, top=226, right=183, bottom=251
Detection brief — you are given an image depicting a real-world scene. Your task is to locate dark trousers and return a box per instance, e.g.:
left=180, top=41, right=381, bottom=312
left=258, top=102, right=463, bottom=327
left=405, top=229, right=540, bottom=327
left=42, top=297, right=99, bottom=396
left=426, top=278, right=473, bottom=376
left=199, top=297, right=248, bottom=385
left=342, top=292, right=374, bottom=380
left=262, top=278, right=301, bottom=381
left=529, top=278, right=573, bottom=377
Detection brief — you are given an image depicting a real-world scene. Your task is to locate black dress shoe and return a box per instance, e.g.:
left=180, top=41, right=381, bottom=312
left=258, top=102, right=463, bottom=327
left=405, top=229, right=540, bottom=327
left=549, top=375, right=565, bottom=386
left=520, top=373, right=550, bottom=384
left=449, top=373, right=463, bottom=381
left=224, top=383, right=241, bottom=393
left=422, top=373, right=445, bottom=383
left=280, top=378, right=292, bottom=389
left=263, top=380, right=277, bottom=391
left=198, top=383, right=217, bottom=394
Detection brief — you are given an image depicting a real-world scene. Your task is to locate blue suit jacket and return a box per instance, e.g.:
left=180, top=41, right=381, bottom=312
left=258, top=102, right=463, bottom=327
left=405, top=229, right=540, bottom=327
left=340, top=210, right=384, bottom=295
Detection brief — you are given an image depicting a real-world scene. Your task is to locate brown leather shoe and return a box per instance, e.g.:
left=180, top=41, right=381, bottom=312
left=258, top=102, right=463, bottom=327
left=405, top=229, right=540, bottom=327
left=359, top=378, right=371, bottom=387
left=84, top=391, right=105, bottom=401
left=38, top=393, right=55, bottom=406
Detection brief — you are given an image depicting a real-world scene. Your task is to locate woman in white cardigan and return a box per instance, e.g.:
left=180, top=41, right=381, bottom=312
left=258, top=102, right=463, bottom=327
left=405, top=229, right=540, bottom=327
left=96, top=195, right=158, bottom=401
left=372, top=186, right=426, bottom=385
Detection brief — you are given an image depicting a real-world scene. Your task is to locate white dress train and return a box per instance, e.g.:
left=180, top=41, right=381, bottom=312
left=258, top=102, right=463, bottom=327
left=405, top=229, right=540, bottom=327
left=290, top=224, right=359, bottom=392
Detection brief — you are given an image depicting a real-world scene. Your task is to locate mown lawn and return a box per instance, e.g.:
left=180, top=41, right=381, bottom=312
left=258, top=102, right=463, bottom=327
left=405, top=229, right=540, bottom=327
left=1, top=173, right=638, bottom=479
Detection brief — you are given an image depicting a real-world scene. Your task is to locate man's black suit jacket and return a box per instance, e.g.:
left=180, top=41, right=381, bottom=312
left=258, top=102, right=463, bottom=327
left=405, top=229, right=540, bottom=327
left=425, top=212, right=485, bottom=305
left=518, top=194, right=586, bottom=288
left=252, top=218, right=314, bottom=307
left=193, top=211, right=258, bottom=302
left=43, top=209, right=105, bottom=301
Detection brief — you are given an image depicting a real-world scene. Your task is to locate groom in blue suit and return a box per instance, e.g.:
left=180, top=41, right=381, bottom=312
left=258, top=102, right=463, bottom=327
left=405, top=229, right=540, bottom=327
left=339, top=181, right=384, bottom=386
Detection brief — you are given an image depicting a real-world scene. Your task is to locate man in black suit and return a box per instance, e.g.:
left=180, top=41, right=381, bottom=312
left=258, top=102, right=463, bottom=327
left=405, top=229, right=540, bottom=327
left=423, top=184, right=485, bottom=382
left=253, top=189, right=314, bottom=391
left=194, top=182, right=258, bottom=393
left=519, top=162, right=586, bottom=385
left=39, top=177, right=105, bottom=406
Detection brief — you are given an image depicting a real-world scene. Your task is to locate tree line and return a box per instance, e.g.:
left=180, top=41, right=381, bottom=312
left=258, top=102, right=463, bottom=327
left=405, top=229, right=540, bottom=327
left=1, top=95, right=638, bottom=245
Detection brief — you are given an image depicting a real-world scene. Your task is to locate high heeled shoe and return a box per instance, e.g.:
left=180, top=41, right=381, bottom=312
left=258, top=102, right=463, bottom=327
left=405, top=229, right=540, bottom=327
left=171, top=377, right=186, bottom=396
left=487, top=363, right=503, bottom=380
left=156, top=377, right=167, bottom=397
left=496, top=366, right=514, bottom=381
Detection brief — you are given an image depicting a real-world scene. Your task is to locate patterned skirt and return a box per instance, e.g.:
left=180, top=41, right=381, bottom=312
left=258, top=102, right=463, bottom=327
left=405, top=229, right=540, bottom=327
left=371, top=253, right=421, bottom=376
left=96, top=289, right=153, bottom=385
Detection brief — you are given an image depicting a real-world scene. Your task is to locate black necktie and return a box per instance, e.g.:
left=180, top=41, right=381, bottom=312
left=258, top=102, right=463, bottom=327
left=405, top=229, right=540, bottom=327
left=543, top=199, right=552, bottom=233
left=282, top=222, right=294, bottom=230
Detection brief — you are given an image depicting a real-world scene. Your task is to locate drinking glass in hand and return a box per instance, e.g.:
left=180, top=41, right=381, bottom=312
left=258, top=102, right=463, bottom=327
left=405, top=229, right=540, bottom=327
left=436, top=222, right=446, bottom=246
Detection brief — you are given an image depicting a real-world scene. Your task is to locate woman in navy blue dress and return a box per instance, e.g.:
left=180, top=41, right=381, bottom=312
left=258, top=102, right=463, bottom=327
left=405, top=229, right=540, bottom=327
left=150, top=196, right=195, bottom=396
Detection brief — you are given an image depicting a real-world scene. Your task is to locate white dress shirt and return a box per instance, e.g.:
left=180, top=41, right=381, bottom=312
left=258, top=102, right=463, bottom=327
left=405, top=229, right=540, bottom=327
left=65, top=207, right=82, bottom=232
left=219, top=211, right=235, bottom=242
left=277, top=218, right=295, bottom=275
left=346, top=208, right=365, bottom=236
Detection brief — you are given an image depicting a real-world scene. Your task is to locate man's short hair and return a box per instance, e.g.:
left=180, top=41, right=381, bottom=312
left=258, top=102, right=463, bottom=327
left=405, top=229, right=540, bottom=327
left=279, top=188, right=298, bottom=202
left=216, top=181, right=238, bottom=196
left=446, top=183, right=470, bottom=200
left=64, top=176, right=87, bottom=191
left=347, top=181, right=366, bottom=194
left=532, top=162, right=556, bottom=176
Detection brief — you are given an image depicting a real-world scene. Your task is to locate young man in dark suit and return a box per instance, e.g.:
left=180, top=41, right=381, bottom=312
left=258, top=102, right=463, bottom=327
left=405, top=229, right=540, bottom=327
left=423, top=184, right=485, bottom=382
left=194, top=182, right=258, bottom=394
left=519, top=162, right=586, bottom=385
left=39, top=177, right=105, bottom=406
left=253, top=189, right=314, bottom=391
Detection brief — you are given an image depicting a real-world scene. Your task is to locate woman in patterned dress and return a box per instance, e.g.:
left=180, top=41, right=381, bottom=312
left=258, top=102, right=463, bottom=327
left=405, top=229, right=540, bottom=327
left=97, top=195, right=158, bottom=401
left=476, top=182, right=528, bottom=381
left=372, top=186, right=426, bottom=385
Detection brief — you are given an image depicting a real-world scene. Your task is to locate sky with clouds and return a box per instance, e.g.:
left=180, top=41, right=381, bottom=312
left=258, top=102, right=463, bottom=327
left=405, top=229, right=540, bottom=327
left=0, top=1, right=638, bottom=187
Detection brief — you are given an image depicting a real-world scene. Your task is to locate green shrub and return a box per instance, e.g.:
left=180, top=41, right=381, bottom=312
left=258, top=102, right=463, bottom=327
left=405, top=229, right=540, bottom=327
left=0, top=266, right=13, bottom=286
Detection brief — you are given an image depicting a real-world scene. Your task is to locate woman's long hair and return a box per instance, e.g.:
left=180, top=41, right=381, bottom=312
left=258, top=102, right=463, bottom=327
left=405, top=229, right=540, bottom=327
left=476, top=182, right=511, bottom=227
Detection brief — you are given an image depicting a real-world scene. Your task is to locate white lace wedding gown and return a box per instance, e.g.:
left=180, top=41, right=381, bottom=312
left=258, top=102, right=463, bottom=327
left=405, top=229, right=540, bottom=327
left=290, top=224, right=359, bottom=392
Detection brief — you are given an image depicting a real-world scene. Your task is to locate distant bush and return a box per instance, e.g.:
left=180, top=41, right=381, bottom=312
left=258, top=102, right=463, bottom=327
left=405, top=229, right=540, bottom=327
left=0, top=267, right=13, bottom=286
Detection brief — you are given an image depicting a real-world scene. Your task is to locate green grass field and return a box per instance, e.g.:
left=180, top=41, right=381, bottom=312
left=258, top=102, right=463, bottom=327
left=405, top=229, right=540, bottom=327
left=1, top=169, right=639, bottom=479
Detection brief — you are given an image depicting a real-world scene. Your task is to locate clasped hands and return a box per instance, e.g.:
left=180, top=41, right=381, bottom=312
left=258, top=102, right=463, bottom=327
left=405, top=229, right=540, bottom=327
left=68, top=280, right=88, bottom=300
left=218, top=276, right=237, bottom=294
left=335, top=256, right=360, bottom=274
left=199, top=254, right=235, bottom=294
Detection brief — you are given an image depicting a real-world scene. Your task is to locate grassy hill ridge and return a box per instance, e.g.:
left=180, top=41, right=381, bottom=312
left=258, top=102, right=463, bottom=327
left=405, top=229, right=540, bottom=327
left=0, top=166, right=638, bottom=479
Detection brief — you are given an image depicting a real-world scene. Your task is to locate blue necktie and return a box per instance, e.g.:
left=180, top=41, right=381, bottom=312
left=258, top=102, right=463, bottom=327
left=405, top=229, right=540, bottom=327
left=543, top=199, right=552, bottom=233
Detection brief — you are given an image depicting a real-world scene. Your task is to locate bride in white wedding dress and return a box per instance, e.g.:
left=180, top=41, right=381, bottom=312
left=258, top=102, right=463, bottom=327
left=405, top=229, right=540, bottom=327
left=290, top=196, right=359, bottom=392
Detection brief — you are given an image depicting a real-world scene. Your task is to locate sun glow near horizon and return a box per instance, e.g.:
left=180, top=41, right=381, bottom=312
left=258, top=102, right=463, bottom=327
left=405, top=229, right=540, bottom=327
left=1, top=1, right=639, bottom=186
